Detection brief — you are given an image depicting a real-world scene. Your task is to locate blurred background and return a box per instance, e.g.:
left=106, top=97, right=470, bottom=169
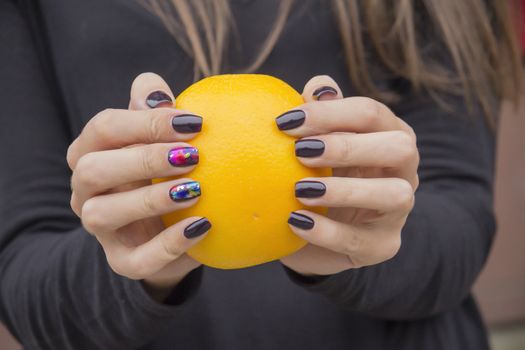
left=1, top=1, right=524, bottom=347
left=0, top=91, right=524, bottom=349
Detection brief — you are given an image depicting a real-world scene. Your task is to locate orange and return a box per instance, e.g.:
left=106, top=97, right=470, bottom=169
left=154, top=74, right=330, bottom=269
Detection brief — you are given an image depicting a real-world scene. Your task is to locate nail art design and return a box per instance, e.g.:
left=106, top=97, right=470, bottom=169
left=168, top=147, right=199, bottom=167
left=146, top=91, right=173, bottom=108
left=184, top=218, right=212, bottom=239
left=295, top=181, right=326, bottom=198
left=312, top=86, right=338, bottom=101
left=295, top=139, right=325, bottom=157
left=169, top=181, right=201, bottom=202
left=288, top=212, right=315, bottom=230
left=275, top=110, right=306, bottom=130
left=172, top=114, right=203, bottom=133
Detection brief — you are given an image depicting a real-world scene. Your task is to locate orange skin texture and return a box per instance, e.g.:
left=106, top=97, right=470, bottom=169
left=154, top=74, right=330, bottom=269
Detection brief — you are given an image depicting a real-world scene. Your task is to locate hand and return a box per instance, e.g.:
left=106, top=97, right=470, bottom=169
left=67, top=73, right=210, bottom=301
left=279, top=76, right=419, bottom=276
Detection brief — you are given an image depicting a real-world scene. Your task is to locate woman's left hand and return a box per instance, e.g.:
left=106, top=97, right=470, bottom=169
left=279, top=76, right=419, bottom=276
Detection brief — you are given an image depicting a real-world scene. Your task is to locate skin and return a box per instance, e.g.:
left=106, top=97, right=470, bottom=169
left=280, top=75, right=419, bottom=276
left=67, top=73, right=419, bottom=301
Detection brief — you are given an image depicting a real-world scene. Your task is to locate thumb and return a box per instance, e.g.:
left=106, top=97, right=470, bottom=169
left=301, top=75, right=344, bottom=103
left=129, top=72, right=175, bottom=110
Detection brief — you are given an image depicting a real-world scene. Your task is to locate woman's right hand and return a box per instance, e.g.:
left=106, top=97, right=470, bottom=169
left=67, top=73, right=209, bottom=302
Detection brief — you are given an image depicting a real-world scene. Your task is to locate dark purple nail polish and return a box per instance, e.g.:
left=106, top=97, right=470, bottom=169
left=169, top=181, right=201, bottom=202
left=184, top=217, right=211, bottom=239
left=288, top=212, right=315, bottom=230
left=295, top=139, right=325, bottom=158
left=312, top=86, right=338, bottom=101
left=168, top=147, right=199, bottom=167
left=171, top=114, right=203, bottom=133
left=275, top=110, right=305, bottom=130
left=146, top=91, right=173, bottom=108
left=295, top=181, right=326, bottom=198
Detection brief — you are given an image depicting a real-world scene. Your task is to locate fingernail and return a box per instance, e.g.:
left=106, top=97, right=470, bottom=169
left=172, top=114, right=203, bottom=133
left=288, top=212, right=315, bottom=230
left=295, top=139, right=325, bottom=157
left=312, top=86, right=338, bottom=101
left=295, top=181, right=326, bottom=198
left=276, top=110, right=305, bottom=130
left=169, top=181, right=201, bottom=202
left=168, top=147, right=199, bottom=167
left=146, top=91, right=173, bottom=108
left=184, top=218, right=211, bottom=239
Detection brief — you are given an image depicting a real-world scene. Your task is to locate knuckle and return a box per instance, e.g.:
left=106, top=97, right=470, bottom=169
left=70, top=195, right=81, bottom=217
left=341, top=230, right=363, bottom=256
left=383, top=235, right=402, bottom=261
left=81, top=198, right=107, bottom=234
left=146, top=112, right=164, bottom=141
left=405, top=124, right=417, bottom=141
left=66, top=143, right=76, bottom=170
left=90, top=109, right=116, bottom=142
left=413, top=175, right=420, bottom=191
left=338, top=185, right=354, bottom=206
left=73, top=154, right=102, bottom=190
left=393, top=131, right=418, bottom=164
left=160, top=234, right=184, bottom=259
left=359, top=97, right=383, bottom=129
left=139, top=145, right=158, bottom=177
left=338, top=135, right=353, bottom=163
left=106, top=255, right=133, bottom=279
left=391, top=179, right=415, bottom=212
left=141, top=186, right=160, bottom=216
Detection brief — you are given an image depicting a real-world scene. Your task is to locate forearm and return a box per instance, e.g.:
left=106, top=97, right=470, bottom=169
left=0, top=228, right=201, bottom=349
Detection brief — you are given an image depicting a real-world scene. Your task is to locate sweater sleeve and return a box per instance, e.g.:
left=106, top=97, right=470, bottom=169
left=285, top=89, right=496, bottom=320
left=0, top=2, right=201, bottom=349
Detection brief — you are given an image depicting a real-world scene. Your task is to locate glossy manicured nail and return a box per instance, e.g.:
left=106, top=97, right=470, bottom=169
left=172, top=114, right=203, bottom=133
left=168, top=147, right=199, bottom=167
left=169, top=181, right=201, bottom=202
left=146, top=91, right=173, bottom=108
left=312, top=86, right=338, bottom=100
left=276, top=110, right=305, bottom=130
left=288, top=212, right=315, bottom=230
left=184, top=217, right=211, bottom=239
left=295, top=181, right=326, bottom=198
left=295, top=139, right=325, bottom=157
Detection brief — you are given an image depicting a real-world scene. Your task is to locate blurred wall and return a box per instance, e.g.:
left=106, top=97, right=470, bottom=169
left=474, top=91, right=525, bottom=325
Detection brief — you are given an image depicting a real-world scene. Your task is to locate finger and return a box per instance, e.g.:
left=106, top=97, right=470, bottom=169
left=99, top=216, right=211, bottom=280
left=286, top=210, right=358, bottom=256
left=72, top=142, right=199, bottom=207
left=287, top=210, right=401, bottom=267
left=129, top=72, right=175, bottom=110
left=295, top=177, right=414, bottom=214
left=275, top=96, right=412, bottom=137
left=67, top=108, right=203, bottom=169
left=294, top=131, right=419, bottom=187
left=81, top=179, right=201, bottom=234
left=301, top=75, right=343, bottom=102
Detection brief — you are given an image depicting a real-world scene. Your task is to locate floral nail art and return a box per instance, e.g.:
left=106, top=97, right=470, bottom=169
left=168, top=147, right=199, bottom=167
left=169, top=181, right=201, bottom=202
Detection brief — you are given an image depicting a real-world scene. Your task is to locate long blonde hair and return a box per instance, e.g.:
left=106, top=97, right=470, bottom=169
left=144, top=0, right=523, bottom=122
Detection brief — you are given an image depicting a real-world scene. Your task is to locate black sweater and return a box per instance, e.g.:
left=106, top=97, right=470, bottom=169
left=0, top=1, right=496, bottom=349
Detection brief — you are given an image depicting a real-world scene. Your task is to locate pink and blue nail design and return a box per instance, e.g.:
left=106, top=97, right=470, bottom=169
left=168, top=147, right=199, bottom=167
left=169, top=181, right=201, bottom=202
